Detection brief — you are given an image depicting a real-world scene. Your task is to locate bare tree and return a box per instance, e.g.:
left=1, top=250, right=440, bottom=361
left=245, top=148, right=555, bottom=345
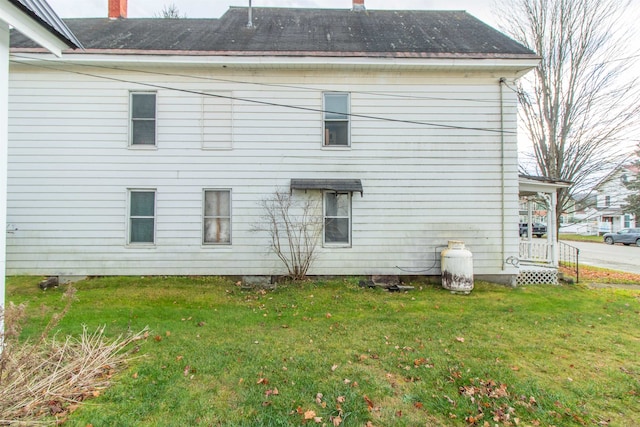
left=498, top=0, right=640, bottom=227
left=253, top=191, right=322, bottom=280
left=155, top=3, right=186, bottom=19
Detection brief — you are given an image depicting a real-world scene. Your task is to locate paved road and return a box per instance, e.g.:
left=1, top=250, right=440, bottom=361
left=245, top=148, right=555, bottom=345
left=560, top=240, right=640, bottom=275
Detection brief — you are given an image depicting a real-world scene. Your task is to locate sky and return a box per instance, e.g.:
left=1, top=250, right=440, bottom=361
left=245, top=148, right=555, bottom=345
left=45, top=0, right=498, bottom=24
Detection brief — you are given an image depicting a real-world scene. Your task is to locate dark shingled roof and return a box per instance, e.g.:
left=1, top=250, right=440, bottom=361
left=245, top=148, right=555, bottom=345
left=10, top=7, right=534, bottom=58
left=9, top=0, right=83, bottom=49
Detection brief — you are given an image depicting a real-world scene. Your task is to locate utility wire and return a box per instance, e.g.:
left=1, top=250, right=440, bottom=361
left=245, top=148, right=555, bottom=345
left=10, top=54, right=520, bottom=106
left=10, top=57, right=517, bottom=135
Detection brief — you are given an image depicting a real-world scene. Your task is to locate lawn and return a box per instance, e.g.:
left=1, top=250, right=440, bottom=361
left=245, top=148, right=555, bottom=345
left=559, top=234, right=603, bottom=243
left=5, top=276, right=640, bottom=427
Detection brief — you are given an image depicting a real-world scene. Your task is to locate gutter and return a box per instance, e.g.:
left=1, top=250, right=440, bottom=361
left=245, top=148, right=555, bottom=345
left=10, top=51, right=540, bottom=75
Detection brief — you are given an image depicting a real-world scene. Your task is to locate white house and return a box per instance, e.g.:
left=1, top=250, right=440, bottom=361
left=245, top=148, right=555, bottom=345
left=593, top=165, right=637, bottom=233
left=7, top=0, right=539, bottom=285
left=1, top=0, right=80, bottom=344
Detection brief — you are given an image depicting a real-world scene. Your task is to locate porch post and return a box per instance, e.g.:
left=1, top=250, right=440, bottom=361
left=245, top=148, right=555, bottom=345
left=549, top=190, right=558, bottom=267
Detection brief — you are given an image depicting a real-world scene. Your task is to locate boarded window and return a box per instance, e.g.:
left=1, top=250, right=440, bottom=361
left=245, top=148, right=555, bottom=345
left=203, top=190, right=231, bottom=244
left=202, top=93, right=232, bottom=149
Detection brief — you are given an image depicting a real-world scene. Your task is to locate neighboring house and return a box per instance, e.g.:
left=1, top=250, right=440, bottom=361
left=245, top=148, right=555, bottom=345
left=7, top=0, right=539, bottom=284
left=593, top=165, right=638, bottom=233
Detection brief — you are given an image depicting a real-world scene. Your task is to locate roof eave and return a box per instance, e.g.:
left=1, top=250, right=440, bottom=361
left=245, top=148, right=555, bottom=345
left=2, top=1, right=82, bottom=54
left=11, top=49, right=540, bottom=75
left=519, top=175, right=572, bottom=195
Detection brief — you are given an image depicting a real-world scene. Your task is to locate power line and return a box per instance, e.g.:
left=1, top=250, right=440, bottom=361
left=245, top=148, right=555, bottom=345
left=10, top=56, right=517, bottom=135
left=10, top=54, right=520, bottom=106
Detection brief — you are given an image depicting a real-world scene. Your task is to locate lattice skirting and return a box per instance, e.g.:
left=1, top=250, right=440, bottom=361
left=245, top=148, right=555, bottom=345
left=517, top=268, right=558, bottom=285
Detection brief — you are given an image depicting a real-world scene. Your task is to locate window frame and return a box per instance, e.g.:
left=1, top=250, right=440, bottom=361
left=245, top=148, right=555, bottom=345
left=129, top=91, right=157, bottom=148
left=127, top=189, right=156, bottom=246
left=323, top=191, right=352, bottom=247
left=323, top=92, right=350, bottom=148
left=202, top=189, right=232, bottom=246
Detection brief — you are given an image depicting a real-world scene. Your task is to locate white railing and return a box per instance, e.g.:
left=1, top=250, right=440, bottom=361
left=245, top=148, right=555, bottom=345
left=519, top=240, right=552, bottom=264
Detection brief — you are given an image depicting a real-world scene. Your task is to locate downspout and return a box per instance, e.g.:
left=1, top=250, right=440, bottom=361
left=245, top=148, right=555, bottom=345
left=499, top=78, right=506, bottom=270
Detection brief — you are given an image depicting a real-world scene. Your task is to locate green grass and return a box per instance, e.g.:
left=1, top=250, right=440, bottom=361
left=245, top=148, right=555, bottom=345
left=6, top=276, right=640, bottom=426
left=560, top=233, right=603, bottom=243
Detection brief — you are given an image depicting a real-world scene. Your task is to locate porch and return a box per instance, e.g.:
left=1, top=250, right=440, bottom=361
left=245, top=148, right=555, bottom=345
left=517, top=239, right=558, bottom=285
left=517, top=175, right=572, bottom=285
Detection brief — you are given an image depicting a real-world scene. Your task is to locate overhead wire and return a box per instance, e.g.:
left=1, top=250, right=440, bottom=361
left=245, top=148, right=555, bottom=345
left=10, top=53, right=520, bottom=106
left=9, top=55, right=517, bottom=135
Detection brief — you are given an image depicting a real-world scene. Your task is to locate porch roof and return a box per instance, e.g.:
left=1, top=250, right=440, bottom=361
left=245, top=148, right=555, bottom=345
left=519, top=175, right=571, bottom=196
left=291, top=179, right=363, bottom=195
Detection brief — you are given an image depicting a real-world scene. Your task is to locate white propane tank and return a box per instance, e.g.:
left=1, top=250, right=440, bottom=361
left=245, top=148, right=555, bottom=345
left=441, top=240, right=474, bottom=294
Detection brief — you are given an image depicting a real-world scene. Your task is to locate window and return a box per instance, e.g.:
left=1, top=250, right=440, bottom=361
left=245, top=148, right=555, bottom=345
left=203, top=190, right=231, bottom=245
left=130, top=92, right=156, bottom=146
left=324, top=192, right=351, bottom=246
left=129, top=190, right=155, bottom=244
left=323, top=93, right=349, bottom=146
left=605, top=195, right=611, bottom=207
left=625, top=214, right=631, bottom=228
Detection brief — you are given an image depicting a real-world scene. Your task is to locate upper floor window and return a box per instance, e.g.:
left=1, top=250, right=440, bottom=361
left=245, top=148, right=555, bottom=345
left=324, top=191, right=351, bottom=246
left=323, top=93, right=350, bottom=147
left=605, top=195, right=611, bottom=207
left=130, top=92, right=156, bottom=146
left=203, top=190, right=231, bottom=245
left=129, top=189, right=156, bottom=244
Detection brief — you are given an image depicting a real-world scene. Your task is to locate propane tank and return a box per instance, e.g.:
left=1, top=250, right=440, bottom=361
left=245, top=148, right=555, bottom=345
left=441, top=240, right=474, bottom=294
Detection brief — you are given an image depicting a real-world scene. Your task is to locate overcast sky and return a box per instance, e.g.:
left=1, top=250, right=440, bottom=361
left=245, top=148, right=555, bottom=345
left=46, top=0, right=498, bottom=24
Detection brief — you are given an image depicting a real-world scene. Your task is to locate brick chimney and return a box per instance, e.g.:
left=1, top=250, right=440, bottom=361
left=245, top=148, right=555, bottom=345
left=109, top=0, right=128, bottom=19
left=353, top=0, right=365, bottom=11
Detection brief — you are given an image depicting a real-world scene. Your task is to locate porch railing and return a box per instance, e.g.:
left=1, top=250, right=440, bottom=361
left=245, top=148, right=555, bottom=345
left=558, top=241, right=580, bottom=283
left=519, top=240, right=552, bottom=264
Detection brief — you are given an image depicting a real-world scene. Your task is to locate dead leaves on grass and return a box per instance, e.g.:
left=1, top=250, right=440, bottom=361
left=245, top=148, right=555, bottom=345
left=294, top=393, right=356, bottom=425
left=560, top=265, right=640, bottom=283
left=453, top=376, right=542, bottom=426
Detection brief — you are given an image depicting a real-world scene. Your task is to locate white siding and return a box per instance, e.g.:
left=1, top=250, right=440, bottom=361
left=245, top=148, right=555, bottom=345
left=7, top=65, right=520, bottom=278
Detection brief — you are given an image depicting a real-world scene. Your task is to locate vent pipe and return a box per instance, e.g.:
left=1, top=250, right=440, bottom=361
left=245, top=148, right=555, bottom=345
left=247, top=0, right=253, bottom=28
left=109, top=0, right=128, bottom=19
left=353, top=0, right=365, bottom=11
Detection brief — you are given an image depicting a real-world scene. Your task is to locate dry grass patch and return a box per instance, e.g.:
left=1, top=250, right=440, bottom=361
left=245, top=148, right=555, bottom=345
left=0, top=287, right=147, bottom=425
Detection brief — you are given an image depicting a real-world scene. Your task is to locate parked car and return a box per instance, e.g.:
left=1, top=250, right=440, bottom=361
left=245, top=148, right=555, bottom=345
left=519, top=222, right=547, bottom=238
left=603, top=228, right=640, bottom=246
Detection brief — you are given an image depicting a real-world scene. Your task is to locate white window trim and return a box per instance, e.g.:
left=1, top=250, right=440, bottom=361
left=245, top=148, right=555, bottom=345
left=127, top=189, right=157, bottom=247
left=322, top=92, right=351, bottom=149
left=323, top=191, right=352, bottom=248
left=202, top=189, right=232, bottom=246
left=129, top=91, right=158, bottom=149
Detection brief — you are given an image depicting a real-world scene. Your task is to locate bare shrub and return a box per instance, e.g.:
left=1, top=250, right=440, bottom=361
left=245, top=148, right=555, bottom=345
left=254, top=190, right=322, bottom=280
left=0, top=286, right=148, bottom=425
